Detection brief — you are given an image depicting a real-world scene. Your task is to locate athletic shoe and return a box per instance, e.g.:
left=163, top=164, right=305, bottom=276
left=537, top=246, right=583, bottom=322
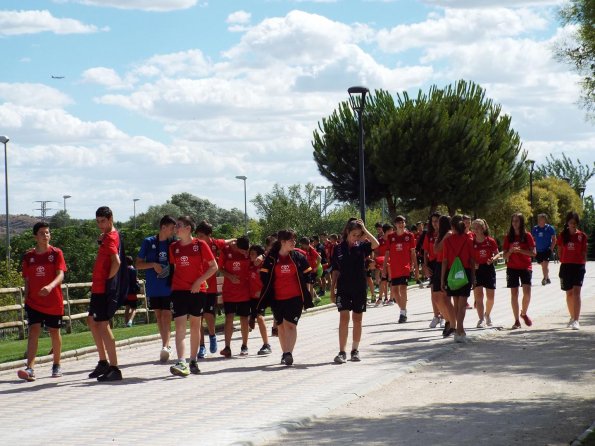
left=248, top=315, right=256, bottom=331
left=284, top=352, right=294, bottom=366
left=567, top=318, right=574, bottom=328
left=429, top=316, right=441, bottom=328
left=313, top=296, right=321, bottom=304
left=88, top=360, right=110, bottom=379
left=388, top=300, right=395, bottom=306
left=271, top=327, right=278, bottom=337
left=220, top=346, right=232, bottom=358
left=546, top=278, right=551, bottom=285
left=209, top=335, right=218, bottom=354
left=97, top=366, right=122, bottom=382
left=442, top=321, right=450, bottom=336
left=281, top=353, right=287, bottom=364
left=485, top=314, right=493, bottom=327
left=541, top=278, right=547, bottom=286
left=374, top=298, right=382, bottom=307
left=189, top=360, right=201, bottom=375
left=417, top=280, right=424, bottom=289
left=240, top=345, right=249, bottom=356
left=334, top=351, right=347, bottom=364
left=197, top=345, right=206, bottom=359
left=383, top=299, right=389, bottom=306
left=454, top=333, right=462, bottom=343
left=160, top=346, right=171, bottom=363
left=460, top=334, right=469, bottom=344
left=350, top=350, right=361, bottom=362
left=398, top=314, right=407, bottom=324
left=511, top=320, right=521, bottom=329
left=258, top=344, right=272, bottom=355
left=520, top=313, right=533, bottom=327
left=571, top=320, right=580, bottom=330
left=170, top=361, right=190, bottom=377
left=439, top=318, right=445, bottom=328
left=17, top=367, right=35, bottom=382
left=126, top=320, right=133, bottom=327
left=477, top=319, right=486, bottom=328
left=51, top=364, right=62, bottom=378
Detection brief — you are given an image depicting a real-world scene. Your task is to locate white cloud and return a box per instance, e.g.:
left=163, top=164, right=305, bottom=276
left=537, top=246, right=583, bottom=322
left=0, top=83, right=73, bottom=109
left=0, top=10, right=105, bottom=36
left=81, top=67, right=133, bottom=90
left=226, top=10, right=251, bottom=24
left=422, top=0, right=562, bottom=8
left=57, top=0, right=200, bottom=12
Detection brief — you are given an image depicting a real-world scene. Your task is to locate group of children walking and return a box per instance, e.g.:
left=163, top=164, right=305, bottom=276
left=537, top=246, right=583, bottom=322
left=16, top=206, right=588, bottom=382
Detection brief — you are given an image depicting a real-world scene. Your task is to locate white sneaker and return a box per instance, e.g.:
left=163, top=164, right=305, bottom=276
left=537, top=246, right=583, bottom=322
left=439, top=318, right=445, bottom=328
left=460, top=334, right=469, bottom=344
left=485, top=314, right=492, bottom=327
left=566, top=318, right=574, bottom=328
left=160, top=346, right=171, bottom=363
left=571, top=320, right=580, bottom=330
left=477, top=319, right=486, bottom=328
left=429, top=316, right=441, bottom=328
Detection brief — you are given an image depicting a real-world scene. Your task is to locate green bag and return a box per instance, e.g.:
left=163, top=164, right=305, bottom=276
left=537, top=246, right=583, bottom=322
left=447, top=256, right=468, bottom=290
left=316, top=262, right=323, bottom=279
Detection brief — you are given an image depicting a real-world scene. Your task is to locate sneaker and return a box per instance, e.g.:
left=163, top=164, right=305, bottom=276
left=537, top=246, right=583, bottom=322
left=398, top=314, right=407, bottom=324
left=126, top=320, right=133, bottom=327
left=313, top=296, right=321, bottom=304
left=546, top=278, right=551, bottom=285
left=350, top=350, right=361, bottom=362
left=197, top=345, right=206, bottom=359
left=248, top=315, right=256, bottom=331
left=417, top=280, right=424, bottom=289
left=51, top=364, right=62, bottom=378
left=189, top=360, right=201, bottom=374
left=170, top=361, right=190, bottom=377
left=511, top=320, right=521, bottom=329
left=160, top=346, right=171, bottom=363
left=271, top=327, right=278, bottom=337
left=388, top=300, right=395, bottom=306
left=485, top=314, right=493, bottom=327
left=209, top=335, right=218, bottom=354
left=383, top=299, right=389, bottom=306
left=240, top=345, right=249, bottom=356
left=97, top=365, right=123, bottom=382
left=429, top=316, right=441, bottom=328
left=374, top=298, right=382, bottom=307
left=334, top=351, right=347, bottom=364
left=454, top=333, right=462, bottom=343
left=281, top=353, right=287, bottom=364
left=520, top=313, right=533, bottom=327
left=541, top=278, right=547, bottom=286
left=477, top=319, right=486, bottom=328
left=284, top=352, right=294, bottom=366
left=220, top=346, right=232, bottom=358
left=258, top=344, right=272, bottom=355
left=17, top=367, right=35, bottom=382
left=439, top=318, right=445, bottom=328
left=571, top=320, right=580, bottom=330
left=567, top=318, right=574, bottom=328
left=88, top=360, right=110, bottom=379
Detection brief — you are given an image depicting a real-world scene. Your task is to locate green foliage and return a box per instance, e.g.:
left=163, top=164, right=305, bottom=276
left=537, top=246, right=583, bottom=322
left=534, top=153, right=595, bottom=194
left=484, top=191, right=532, bottom=241
left=533, top=177, right=583, bottom=229
left=49, top=210, right=76, bottom=229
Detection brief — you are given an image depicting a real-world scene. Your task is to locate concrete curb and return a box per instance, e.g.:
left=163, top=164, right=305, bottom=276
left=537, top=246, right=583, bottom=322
left=571, top=420, right=595, bottom=446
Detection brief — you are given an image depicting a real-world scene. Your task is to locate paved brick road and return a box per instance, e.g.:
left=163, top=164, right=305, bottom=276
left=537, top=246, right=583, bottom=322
left=0, top=262, right=592, bottom=445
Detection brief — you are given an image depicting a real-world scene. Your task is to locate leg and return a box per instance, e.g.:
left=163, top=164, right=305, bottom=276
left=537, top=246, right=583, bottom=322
left=97, top=321, right=118, bottom=366
left=203, top=312, right=216, bottom=336
left=455, top=296, right=468, bottom=335
left=283, top=321, right=298, bottom=353
left=48, top=327, right=62, bottom=365
left=485, top=289, right=495, bottom=317
left=431, top=291, right=440, bottom=317
left=520, top=284, right=531, bottom=315
left=542, top=261, right=549, bottom=281
left=239, top=316, right=249, bottom=346
left=224, top=313, right=235, bottom=348
left=25, top=324, right=42, bottom=369
left=124, top=306, right=131, bottom=324
left=474, top=287, right=485, bottom=320
left=189, top=315, right=201, bottom=359
left=157, top=309, right=172, bottom=348
left=174, top=316, right=187, bottom=360
left=510, top=288, right=520, bottom=321
left=256, top=315, right=269, bottom=344
left=572, top=286, right=582, bottom=321
left=565, top=290, right=575, bottom=319
left=277, top=321, right=287, bottom=352
left=352, top=312, right=363, bottom=351
left=87, top=315, right=107, bottom=361
left=442, top=294, right=456, bottom=325
left=398, top=285, right=408, bottom=310
left=338, top=310, right=350, bottom=352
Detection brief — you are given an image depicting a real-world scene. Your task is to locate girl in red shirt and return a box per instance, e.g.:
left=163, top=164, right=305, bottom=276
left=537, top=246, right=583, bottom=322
left=423, top=212, right=442, bottom=328
left=471, top=219, right=500, bottom=328
left=440, top=215, right=476, bottom=343
left=557, top=211, right=588, bottom=330
left=248, top=244, right=272, bottom=354
left=434, top=215, right=456, bottom=337
left=503, top=213, right=536, bottom=329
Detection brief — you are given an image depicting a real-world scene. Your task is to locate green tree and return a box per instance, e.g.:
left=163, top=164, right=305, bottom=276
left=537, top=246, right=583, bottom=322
left=484, top=191, right=532, bottom=242
left=558, top=0, right=595, bottom=115
left=49, top=210, right=75, bottom=229
left=534, top=153, right=595, bottom=195
left=533, top=177, right=583, bottom=228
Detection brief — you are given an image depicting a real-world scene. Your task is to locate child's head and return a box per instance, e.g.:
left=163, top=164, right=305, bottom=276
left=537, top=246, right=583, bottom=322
left=236, top=236, right=250, bottom=251
left=249, top=244, right=265, bottom=262
left=299, top=236, right=310, bottom=249
left=450, top=215, right=466, bottom=235
left=33, top=222, right=50, bottom=244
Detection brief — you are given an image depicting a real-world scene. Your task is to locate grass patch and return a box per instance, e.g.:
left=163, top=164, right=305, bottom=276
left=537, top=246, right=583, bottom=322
left=582, top=429, right=595, bottom=446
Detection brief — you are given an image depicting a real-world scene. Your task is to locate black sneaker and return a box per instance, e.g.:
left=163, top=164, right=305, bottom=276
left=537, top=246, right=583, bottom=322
left=88, top=360, right=110, bottom=379
left=350, top=350, right=361, bottom=362
left=284, top=352, right=294, bottom=366
left=258, top=344, right=272, bottom=355
left=334, top=351, right=347, bottom=364
left=281, top=353, right=287, bottom=364
left=442, top=322, right=451, bottom=337
left=96, top=365, right=122, bottom=382
left=443, top=326, right=455, bottom=338
left=189, top=360, right=201, bottom=375
left=398, top=314, right=407, bottom=324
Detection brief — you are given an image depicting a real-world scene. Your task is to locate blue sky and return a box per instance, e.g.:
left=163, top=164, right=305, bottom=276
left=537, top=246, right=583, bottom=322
left=1, top=0, right=592, bottom=220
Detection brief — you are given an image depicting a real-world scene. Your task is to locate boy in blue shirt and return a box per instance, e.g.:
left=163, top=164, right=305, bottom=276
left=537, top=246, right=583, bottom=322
left=531, top=213, right=556, bottom=285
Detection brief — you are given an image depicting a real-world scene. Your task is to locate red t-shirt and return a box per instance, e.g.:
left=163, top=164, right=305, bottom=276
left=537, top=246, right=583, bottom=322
left=472, top=237, right=499, bottom=265
left=503, top=232, right=535, bottom=270
left=443, top=233, right=474, bottom=269
left=205, top=238, right=227, bottom=294
left=22, top=246, right=67, bottom=315
left=325, top=242, right=336, bottom=264
left=374, top=236, right=387, bottom=258
left=385, top=231, right=416, bottom=278
left=169, top=238, right=215, bottom=292
left=92, top=230, right=119, bottom=294
left=220, top=247, right=251, bottom=302
left=423, top=233, right=437, bottom=261
left=274, top=254, right=302, bottom=300
left=249, top=264, right=263, bottom=299
left=557, top=231, right=587, bottom=264
left=304, top=246, right=320, bottom=270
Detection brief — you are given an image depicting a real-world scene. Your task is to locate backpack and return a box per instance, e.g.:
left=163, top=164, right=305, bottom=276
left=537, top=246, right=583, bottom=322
left=105, top=231, right=130, bottom=310
left=447, top=240, right=469, bottom=290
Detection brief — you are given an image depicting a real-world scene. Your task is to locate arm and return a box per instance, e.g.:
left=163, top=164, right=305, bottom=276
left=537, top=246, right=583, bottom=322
left=410, top=248, right=419, bottom=280
left=219, top=268, right=239, bottom=284
left=108, top=254, right=120, bottom=279
left=440, top=258, right=447, bottom=292
left=550, top=234, right=556, bottom=252
left=330, top=270, right=339, bottom=303
left=135, top=257, right=163, bottom=274
left=191, top=259, right=218, bottom=293
left=39, top=270, right=65, bottom=297
left=469, top=258, right=476, bottom=288
left=362, top=226, right=380, bottom=250
left=423, top=250, right=433, bottom=277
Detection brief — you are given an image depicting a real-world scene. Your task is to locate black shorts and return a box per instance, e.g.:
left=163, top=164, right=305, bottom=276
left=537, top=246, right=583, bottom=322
left=336, top=289, right=367, bottom=313
left=250, top=299, right=266, bottom=317
left=391, top=276, right=408, bottom=286
left=89, top=293, right=117, bottom=322
left=223, top=301, right=251, bottom=317
left=125, top=299, right=138, bottom=309
left=535, top=249, right=552, bottom=264
left=25, top=305, right=62, bottom=329
left=475, top=264, right=496, bottom=290
left=506, top=268, right=532, bottom=288
left=429, top=261, right=442, bottom=292
left=148, top=295, right=172, bottom=311
left=271, top=296, right=303, bottom=326
left=203, top=293, right=218, bottom=315
left=445, top=268, right=472, bottom=297
left=559, top=263, right=586, bottom=291
left=171, top=290, right=205, bottom=318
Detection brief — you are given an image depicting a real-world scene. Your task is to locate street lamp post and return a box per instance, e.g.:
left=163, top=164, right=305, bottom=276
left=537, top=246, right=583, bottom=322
left=348, top=86, right=369, bottom=223
left=133, top=198, right=140, bottom=229
left=1, top=136, right=10, bottom=270
left=63, top=195, right=71, bottom=212
left=578, top=185, right=586, bottom=201
left=316, top=185, right=332, bottom=217
left=526, top=159, right=535, bottom=227
left=235, top=176, right=248, bottom=235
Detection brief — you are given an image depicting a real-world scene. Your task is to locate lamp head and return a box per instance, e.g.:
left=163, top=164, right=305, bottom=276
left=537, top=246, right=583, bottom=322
left=0, top=136, right=9, bottom=144
left=525, top=159, right=535, bottom=170
left=63, top=195, right=71, bottom=199
left=348, top=86, right=369, bottom=113
left=133, top=198, right=140, bottom=202
left=236, top=175, right=247, bottom=181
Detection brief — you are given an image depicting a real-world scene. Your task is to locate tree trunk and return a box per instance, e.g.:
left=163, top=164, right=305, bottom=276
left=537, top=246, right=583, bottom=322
left=386, top=192, right=397, bottom=221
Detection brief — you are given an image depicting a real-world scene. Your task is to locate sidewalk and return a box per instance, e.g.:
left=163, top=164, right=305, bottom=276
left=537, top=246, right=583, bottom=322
left=0, top=262, right=592, bottom=446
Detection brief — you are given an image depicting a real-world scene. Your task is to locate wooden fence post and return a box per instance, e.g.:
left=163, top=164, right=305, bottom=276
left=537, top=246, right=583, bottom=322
left=18, top=287, right=25, bottom=340
left=64, top=284, right=72, bottom=334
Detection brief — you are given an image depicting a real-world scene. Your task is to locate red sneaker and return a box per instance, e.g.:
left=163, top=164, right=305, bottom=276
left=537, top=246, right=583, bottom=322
left=520, top=313, right=533, bottom=327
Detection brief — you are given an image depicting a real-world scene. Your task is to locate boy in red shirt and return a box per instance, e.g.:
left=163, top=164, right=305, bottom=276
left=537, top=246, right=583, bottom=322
left=384, top=216, right=418, bottom=323
left=18, top=222, right=67, bottom=382
left=299, top=237, right=321, bottom=302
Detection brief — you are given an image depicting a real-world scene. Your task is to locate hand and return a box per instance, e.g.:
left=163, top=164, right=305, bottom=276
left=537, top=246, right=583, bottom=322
left=441, top=282, right=446, bottom=293
left=153, top=263, right=163, bottom=274
left=190, top=281, right=203, bottom=293
left=38, top=286, right=52, bottom=297
left=486, top=258, right=493, bottom=265
left=229, top=274, right=240, bottom=284
left=330, top=289, right=336, bottom=303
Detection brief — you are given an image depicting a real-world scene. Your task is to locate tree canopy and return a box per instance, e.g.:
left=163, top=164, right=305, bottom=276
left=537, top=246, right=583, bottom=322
left=534, top=153, right=595, bottom=195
